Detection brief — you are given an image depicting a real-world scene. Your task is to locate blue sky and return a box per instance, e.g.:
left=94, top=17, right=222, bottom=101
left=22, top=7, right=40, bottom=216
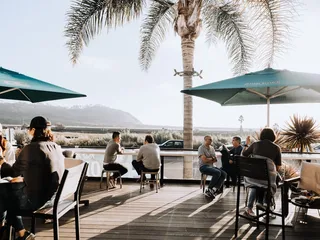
left=1, top=1, right=320, bottom=129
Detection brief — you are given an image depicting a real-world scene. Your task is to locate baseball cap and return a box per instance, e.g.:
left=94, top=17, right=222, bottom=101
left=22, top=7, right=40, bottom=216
left=29, top=116, right=51, bottom=129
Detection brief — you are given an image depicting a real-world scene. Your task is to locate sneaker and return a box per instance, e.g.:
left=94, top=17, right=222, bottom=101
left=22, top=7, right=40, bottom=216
left=214, top=188, right=223, bottom=196
left=244, top=208, right=256, bottom=218
left=204, top=188, right=216, bottom=199
left=15, top=231, right=36, bottom=240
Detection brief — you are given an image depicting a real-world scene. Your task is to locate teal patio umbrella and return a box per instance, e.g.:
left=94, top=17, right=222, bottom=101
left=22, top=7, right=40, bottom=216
left=181, top=68, right=320, bottom=126
left=0, top=67, right=86, bottom=102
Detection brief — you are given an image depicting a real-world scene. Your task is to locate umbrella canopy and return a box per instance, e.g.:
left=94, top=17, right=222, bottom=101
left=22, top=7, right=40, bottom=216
left=0, top=67, right=86, bottom=103
left=181, top=68, right=320, bottom=126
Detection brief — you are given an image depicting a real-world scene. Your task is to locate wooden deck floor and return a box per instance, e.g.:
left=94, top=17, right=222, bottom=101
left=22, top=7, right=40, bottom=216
left=23, top=180, right=320, bottom=239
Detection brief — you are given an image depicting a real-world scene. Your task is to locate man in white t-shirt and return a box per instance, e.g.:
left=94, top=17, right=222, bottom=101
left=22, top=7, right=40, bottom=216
left=132, top=135, right=160, bottom=188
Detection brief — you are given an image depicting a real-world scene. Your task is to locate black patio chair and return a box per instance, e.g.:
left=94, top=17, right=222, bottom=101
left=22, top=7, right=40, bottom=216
left=284, top=161, right=320, bottom=226
left=234, top=155, right=288, bottom=240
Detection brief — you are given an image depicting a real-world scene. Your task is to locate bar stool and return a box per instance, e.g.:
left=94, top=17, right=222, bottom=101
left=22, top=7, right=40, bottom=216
left=200, top=173, right=207, bottom=193
left=140, top=170, right=160, bottom=193
left=100, top=169, right=122, bottom=190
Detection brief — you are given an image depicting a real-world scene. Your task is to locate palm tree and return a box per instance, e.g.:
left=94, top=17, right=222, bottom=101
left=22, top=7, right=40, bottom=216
left=65, top=0, right=296, bottom=178
left=238, top=115, right=244, bottom=135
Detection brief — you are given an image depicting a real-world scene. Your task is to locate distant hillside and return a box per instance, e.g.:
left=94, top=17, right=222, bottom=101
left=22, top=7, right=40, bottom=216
left=0, top=102, right=142, bottom=127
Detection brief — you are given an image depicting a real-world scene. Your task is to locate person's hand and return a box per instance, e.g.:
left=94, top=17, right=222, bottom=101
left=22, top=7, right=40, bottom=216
left=229, top=160, right=233, bottom=164
left=10, top=176, right=24, bottom=183
left=246, top=136, right=251, bottom=145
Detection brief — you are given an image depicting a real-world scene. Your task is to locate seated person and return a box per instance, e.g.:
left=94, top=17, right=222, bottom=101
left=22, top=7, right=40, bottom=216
left=0, top=151, right=14, bottom=233
left=132, top=135, right=160, bottom=188
left=221, top=136, right=243, bottom=186
left=103, top=132, right=128, bottom=187
left=0, top=116, right=65, bottom=240
left=199, top=136, right=227, bottom=199
left=0, top=123, right=16, bottom=165
left=242, top=129, right=281, bottom=217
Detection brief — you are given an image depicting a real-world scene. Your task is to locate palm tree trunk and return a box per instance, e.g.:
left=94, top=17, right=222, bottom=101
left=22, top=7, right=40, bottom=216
left=181, top=37, right=195, bottom=179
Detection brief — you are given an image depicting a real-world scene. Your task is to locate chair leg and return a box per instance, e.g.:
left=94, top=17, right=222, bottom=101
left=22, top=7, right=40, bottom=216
left=53, top=216, right=59, bottom=240
left=74, top=204, right=80, bottom=240
left=158, top=173, right=161, bottom=189
left=119, top=174, right=122, bottom=189
left=235, top=176, right=241, bottom=239
left=140, top=173, right=144, bottom=193
left=31, top=216, right=36, bottom=234
left=100, top=170, right=104, bottom=189
left=106, top=172, right=110, bottom=191
left=9, top=226, right=14, bottom=240
left=156, top=173, right=158, bottom=193
left=265, top=200, right=270, bottom=240
left=202, top=175, right=206, bottom=193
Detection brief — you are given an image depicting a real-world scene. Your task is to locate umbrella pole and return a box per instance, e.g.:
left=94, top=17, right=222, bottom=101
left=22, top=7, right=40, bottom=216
left=267, top=98, right=270, bottom=127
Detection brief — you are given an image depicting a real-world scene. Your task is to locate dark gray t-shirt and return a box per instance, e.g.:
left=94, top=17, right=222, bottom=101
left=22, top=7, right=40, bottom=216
left=103, top=140, right=122, bottom=164
left=242, top=139, right=281, bottom=166
left=198, top=144, right=216, bottom=168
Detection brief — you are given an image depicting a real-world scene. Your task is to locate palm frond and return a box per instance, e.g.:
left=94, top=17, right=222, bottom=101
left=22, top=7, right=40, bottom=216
left=139, top=0, right=175, bottom=71
left=65, top=0, right=145, bottom=64
left=202, top=2, right=255, bottom=75
left=245, top=0, right=297, bottom=68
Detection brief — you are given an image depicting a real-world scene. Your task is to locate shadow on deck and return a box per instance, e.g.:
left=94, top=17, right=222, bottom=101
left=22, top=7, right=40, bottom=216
left=23, top=180, right=320, bottom=239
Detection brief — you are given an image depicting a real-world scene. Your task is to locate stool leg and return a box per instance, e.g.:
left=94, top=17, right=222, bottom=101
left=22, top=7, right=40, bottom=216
left=106, top=172, right=110, bottom=191
left=119, top=173, right=122, bottom=189
left=140, top=172, right=144, bottom=193
left=100, top=170, right=104, bottom=189
left=156, top=173, right=158, bottom=193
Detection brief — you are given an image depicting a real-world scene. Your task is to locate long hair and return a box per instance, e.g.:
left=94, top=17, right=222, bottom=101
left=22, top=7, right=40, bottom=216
left=31, top=128, right=54, bottom=142
left=0, top=135, right=6, bottom=152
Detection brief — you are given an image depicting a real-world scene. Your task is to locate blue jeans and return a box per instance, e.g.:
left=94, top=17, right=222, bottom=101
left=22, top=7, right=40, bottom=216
left=200, top=165, right=227, bottom=189
left=247, top=188, right=265, bottom=209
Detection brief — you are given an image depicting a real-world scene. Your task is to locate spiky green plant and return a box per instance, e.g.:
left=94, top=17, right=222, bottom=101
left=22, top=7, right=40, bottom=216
left=282, top=115, right=320, bottom=153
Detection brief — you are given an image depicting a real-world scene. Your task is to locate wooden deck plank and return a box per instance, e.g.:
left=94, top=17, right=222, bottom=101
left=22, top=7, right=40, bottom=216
left=21, top=180, right=320, bottom=239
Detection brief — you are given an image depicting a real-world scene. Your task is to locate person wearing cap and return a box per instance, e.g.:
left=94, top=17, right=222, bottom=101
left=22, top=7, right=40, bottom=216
left=0, top=123, right=16, bottom=165
left=0, top=116, right=65, bottom=240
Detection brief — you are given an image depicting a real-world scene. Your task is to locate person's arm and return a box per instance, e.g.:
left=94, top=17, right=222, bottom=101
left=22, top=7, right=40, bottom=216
left=275, top=147, right=282, bottom=172
left=116, top=143, right=124, bottom=154
left=200, top=155, right=216, bottom=164
left=199, top=147, right=216, bottom=164
left=12, top=148, right=27, bottom=177
left=242, top=144, right=253, bottom=157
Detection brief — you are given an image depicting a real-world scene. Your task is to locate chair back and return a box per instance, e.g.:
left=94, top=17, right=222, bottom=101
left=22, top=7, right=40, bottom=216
left=298, top=161, right=320, bottom=194
left=64, top=158, right=84, bottom=169
left=53, top=161, right=87, bottom=209
left=235, top=156, right=270, bottom=180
